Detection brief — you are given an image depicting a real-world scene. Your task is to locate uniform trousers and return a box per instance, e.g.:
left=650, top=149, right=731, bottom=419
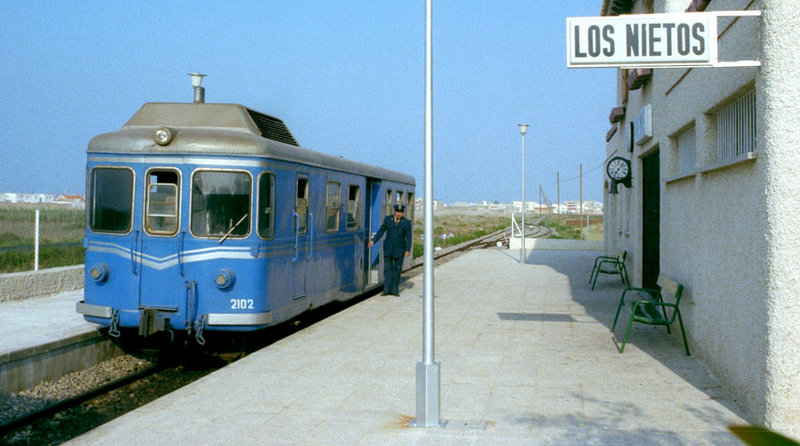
left=383, top=256, right=404, bottom=295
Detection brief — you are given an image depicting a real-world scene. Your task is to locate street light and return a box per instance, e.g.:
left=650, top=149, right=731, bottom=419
left=518, top=124, right=529, bottom=264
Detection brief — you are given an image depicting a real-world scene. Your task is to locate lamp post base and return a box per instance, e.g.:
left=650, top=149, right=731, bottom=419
left=410, top=361, right=447, bottom=428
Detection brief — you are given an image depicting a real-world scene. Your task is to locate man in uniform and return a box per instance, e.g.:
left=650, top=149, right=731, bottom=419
left=368, top=204, right=412, bottom=296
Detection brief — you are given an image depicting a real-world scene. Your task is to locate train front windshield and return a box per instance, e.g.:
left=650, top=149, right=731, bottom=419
left=89, top=167, right=133, bottom=233
left=191, top=170, right=252, bottom=238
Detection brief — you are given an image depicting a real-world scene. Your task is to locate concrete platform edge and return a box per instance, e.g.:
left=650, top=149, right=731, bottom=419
left=1, top=329, right=123, bottom=396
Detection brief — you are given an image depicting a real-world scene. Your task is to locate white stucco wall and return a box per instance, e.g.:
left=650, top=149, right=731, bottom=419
left=603, top=0, right=799, bottom=436
left=655, top=0, right=768, bottom=425
left=759, top=0, right=800, bottom=434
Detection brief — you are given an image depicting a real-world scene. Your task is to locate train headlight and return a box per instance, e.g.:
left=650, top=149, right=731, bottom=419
left=88, top=263, right=109, bottom=283
left=154, top=127, right=174, bottom=146
left=215, top=269, right=236, bottom=289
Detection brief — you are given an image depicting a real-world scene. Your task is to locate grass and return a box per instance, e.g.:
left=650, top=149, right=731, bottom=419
left=411, top=211, right=511, bottom=258
left=537, top=214, right=604, bottom=241
left=0, top=204, right=603, bottom=273
left=0, top=206, right=85, bottom=273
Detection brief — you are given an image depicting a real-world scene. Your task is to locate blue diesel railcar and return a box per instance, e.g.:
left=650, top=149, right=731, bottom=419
left=77, top=78, right=415, bottom=344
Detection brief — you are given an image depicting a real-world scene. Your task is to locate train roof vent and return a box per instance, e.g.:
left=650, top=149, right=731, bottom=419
left=246, top=109, right=299, bottom=146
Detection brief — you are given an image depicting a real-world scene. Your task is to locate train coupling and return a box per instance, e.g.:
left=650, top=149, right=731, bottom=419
left=138, top=307, right=175, bottom=337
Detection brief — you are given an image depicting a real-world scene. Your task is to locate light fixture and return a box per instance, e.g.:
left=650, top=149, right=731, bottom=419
left=189, top=73, right=207, bottom=103
left=154, top=127, right=174, bottom=146
left=518, top=123, right=530, bottom=264
left=88, top=263, right=109, bottom=283
left=188, top=72, right=206, bottom=87
left=215, top=269, right=236, bottom=289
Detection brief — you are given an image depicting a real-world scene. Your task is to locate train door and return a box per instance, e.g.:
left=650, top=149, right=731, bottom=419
left=292, top=176, right=310, bottom=300
left=138, top=168, right=184, bottom=315
left=365, top=179, right=383, bottom=287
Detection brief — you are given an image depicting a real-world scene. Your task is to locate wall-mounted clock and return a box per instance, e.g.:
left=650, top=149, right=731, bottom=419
left=607, top=156, right=631, bottom=194
left=607, top=156, right=631, bottom=182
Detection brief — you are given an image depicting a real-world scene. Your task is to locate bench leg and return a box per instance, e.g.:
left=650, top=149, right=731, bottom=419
left=621, top=264, right=630, bottom=286
left=611, top=294, right=626, bottom=332
left=618, top=314, right=636, bottom=353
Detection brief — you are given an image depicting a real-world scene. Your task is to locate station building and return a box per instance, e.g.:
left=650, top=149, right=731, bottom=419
left=600, top=0, right=799, bottom=436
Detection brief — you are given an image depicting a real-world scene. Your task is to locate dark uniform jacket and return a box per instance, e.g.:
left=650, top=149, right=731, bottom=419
left=373, top=215, right=412, bottom=259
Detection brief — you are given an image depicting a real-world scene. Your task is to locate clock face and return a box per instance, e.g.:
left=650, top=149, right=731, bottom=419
left=607, top=157, right=631, bottom=181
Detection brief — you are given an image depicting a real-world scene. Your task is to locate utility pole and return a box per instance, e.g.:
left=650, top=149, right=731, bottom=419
left=579, top=163, right=583, bottom=238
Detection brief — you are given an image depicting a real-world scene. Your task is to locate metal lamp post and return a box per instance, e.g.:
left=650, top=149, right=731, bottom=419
left=518, top=124, right=529, bottom=264
left=411, top=0, right=445, bottom=428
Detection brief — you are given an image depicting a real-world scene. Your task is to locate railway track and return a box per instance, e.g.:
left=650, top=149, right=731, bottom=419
left=0, top=225, right=552, bottom=444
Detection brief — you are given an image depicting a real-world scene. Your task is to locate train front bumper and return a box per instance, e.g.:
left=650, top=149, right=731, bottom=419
left=76, top=300, right=113, bottom=318
left=77, top=300, right=273, bottom=328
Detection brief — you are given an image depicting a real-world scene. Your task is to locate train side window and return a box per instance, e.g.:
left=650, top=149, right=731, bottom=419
left=385, top=190, right=392, bottom=217
left=347, top=185, right=359, bottom=230
left=396, top=191, right=403, bottom=206
left=145, top=169, right=180, bottom=236
left=406, top=192, right=414, bottom=221
left=257, top=173, right=275, bottom=239
left=295, top=177, right=309, bottom=234
left=325, top=181, right=341, bottom=232
left=89, top=167, right=134, bottom=233
left=190, top=170, right=252, bottom=238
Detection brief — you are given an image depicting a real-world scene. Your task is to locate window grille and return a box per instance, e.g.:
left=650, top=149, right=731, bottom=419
left=677, top=126, right=696, bottom=175
left=717, top=90, right=756, bottom=162
left=325, top=182, right=340, bottom=232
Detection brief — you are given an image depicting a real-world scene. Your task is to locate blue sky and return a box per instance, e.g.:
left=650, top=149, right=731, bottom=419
left=0, top=1, right=614, bottom=204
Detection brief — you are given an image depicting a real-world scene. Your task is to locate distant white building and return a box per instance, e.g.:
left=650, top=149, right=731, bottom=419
left=54, top=194, right=86, bottom=209
left=0, top=193, right=54, bottom=203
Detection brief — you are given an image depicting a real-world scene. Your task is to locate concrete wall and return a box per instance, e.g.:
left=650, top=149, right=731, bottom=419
left=604, top=0, right=799, bottom=436
left=0, top=265, right=84, bottom=303
left=655, top=0, right=768, bottom=426
left=759, top=0, right=800, bottom=433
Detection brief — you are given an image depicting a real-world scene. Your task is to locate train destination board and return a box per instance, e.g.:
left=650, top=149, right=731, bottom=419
left=567, top=13, right=715, bottom=68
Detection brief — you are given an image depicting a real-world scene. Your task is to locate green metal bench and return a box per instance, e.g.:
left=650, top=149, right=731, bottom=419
left=611, top=274, right=691, bottom=355
left=589, top=249, right=629, bottom=290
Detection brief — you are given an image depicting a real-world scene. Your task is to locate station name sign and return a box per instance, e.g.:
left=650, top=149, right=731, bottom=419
left=567, top=13, right=717, bottom=68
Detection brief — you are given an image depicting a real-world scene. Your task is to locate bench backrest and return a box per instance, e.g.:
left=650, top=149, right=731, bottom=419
left=617, top=249, right=627, bottom=262
left=656, top=274, right=683, bottom=303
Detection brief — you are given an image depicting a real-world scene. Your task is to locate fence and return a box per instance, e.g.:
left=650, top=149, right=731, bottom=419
left=0, top=206, right=85, bottom=273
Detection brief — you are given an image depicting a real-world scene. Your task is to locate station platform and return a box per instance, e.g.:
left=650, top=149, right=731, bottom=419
left=0, top=290, right=120, bottom=395
left=60, top=247, right=751, bottom=445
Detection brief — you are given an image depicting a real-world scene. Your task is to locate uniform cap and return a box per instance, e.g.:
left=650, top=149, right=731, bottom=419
left=394, top=204, right=406, bottom=212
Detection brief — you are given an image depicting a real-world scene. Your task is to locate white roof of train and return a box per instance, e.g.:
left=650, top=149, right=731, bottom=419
left=88, top=102, right=415, bottom=186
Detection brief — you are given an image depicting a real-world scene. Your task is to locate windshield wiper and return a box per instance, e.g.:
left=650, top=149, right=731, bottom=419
left=219, top=214, right=248, bottom=244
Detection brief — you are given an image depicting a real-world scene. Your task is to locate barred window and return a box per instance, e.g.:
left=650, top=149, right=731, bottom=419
left=677, top=126, right=696, bottom=175
left=346, top=185, right=359, bottom=230
left=257, top=173, right=275, bottom=239
left=145, top=169, right=180, bottom=236
left=717, top=90, right=756, bottom=162
left=325, top=182, right=340, bottom=232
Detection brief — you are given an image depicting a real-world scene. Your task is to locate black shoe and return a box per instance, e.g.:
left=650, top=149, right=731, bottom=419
left=381, top=292, right=389, bottom=296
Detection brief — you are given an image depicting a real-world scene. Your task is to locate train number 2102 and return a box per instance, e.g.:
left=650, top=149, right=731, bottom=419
left=230, top=299, right=254, bottom=310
